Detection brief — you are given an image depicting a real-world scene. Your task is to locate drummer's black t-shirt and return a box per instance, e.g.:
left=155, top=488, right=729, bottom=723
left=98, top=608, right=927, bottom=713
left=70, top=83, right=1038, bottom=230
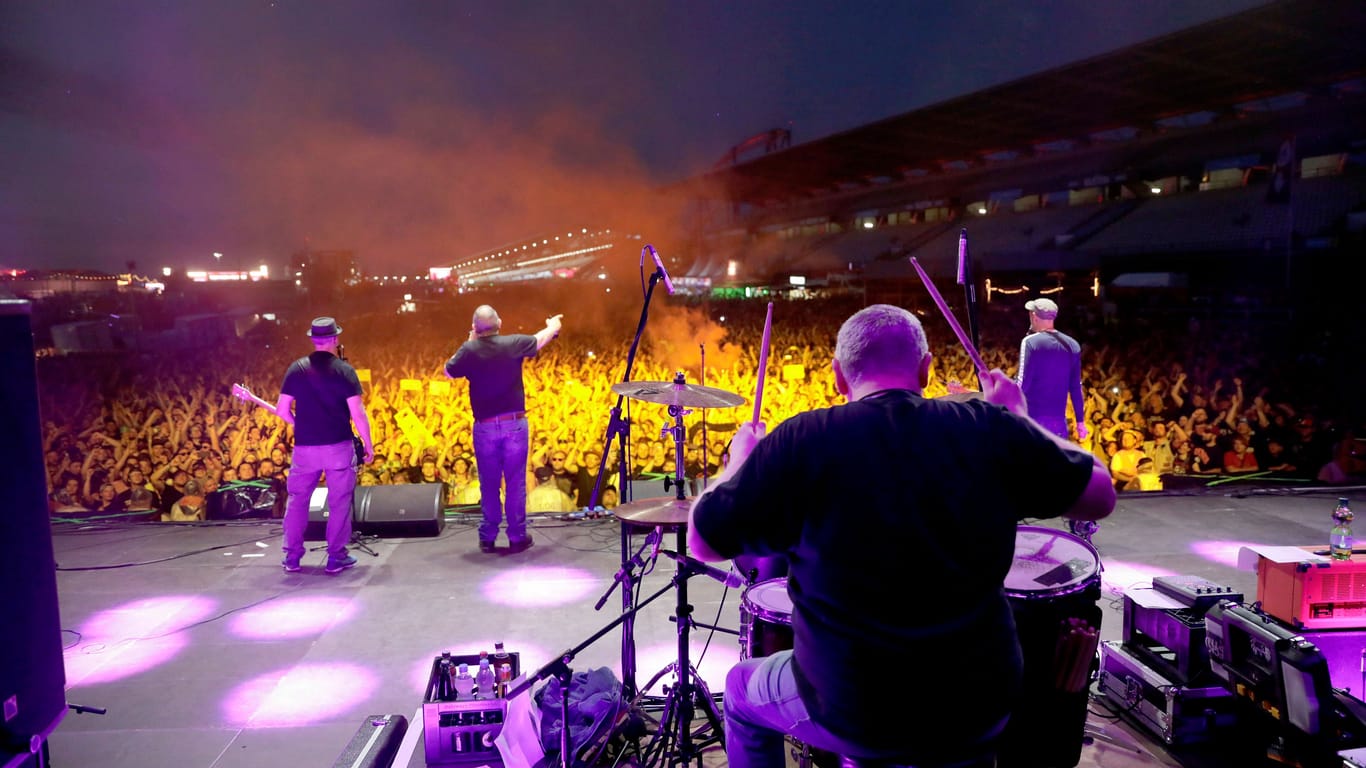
left=692, top=389, right=1093, bottom=761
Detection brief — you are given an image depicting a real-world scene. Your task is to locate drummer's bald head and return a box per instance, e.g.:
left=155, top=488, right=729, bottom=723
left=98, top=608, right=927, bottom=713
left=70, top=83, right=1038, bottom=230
left=833, top=304, right=931, bottom=397
left=472, top=305, right=501, bottom=336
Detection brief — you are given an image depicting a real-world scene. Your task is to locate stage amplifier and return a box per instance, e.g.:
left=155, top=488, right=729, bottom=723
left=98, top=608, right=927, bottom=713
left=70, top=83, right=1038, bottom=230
left=1256, top=547, right=1366, bottom=630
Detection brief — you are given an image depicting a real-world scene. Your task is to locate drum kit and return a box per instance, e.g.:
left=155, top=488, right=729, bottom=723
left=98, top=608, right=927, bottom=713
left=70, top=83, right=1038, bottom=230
left=593, top=374, right=746, bottom=766
left=589, top=375, right=1110, bottom=768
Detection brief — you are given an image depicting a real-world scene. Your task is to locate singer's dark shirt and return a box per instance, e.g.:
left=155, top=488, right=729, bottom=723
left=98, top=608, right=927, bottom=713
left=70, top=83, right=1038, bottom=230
left=444, top=334, right=538, bottom=420
left=692, top=389, right=1093, bottom=759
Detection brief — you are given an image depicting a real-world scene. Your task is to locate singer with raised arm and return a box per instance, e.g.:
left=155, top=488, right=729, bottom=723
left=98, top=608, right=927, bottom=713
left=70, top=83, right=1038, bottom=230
left=687, top=304, right=1114, bottom=768
left=276, top=317, right=373, bottom=575
left=445, top=304, right=562, bottom=554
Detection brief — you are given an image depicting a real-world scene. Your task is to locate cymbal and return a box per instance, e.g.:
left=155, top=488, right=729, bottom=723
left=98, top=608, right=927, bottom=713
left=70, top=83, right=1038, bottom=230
left=612, top=497, right=692, bottom=527
left=611, top=380, right=746, bottom=409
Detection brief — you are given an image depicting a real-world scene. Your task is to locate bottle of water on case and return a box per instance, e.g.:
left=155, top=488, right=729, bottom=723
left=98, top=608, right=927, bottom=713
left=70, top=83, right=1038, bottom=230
left=453, top=663, right=475, bottom=700
left=1331, top=497, right=1354, bottom=561
left=475, top=658, right=495, bottom=699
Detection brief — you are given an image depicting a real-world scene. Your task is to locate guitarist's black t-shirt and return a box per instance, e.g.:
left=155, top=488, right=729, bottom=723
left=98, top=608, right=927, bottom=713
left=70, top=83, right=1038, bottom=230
left=281, top=351, right=363, bottom=446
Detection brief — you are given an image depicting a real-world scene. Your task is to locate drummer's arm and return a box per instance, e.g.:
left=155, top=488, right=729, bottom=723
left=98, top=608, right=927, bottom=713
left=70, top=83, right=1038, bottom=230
left=982, top=369, right=1114, bottom=523
left=687, top=421, right=765, bottom=563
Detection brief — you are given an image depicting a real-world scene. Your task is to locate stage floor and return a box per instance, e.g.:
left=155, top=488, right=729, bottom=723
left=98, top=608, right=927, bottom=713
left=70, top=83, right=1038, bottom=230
left=42, top=488, right=1360, bottom=768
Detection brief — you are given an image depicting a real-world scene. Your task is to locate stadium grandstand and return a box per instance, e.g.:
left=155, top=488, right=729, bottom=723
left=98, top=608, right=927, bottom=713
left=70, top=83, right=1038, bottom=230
left=652, top=0, right=1366, bottom=305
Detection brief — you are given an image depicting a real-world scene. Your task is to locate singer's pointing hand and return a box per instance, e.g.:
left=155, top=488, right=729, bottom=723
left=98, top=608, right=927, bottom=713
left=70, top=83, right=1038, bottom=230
left=546, top=314, right=563, bottom=333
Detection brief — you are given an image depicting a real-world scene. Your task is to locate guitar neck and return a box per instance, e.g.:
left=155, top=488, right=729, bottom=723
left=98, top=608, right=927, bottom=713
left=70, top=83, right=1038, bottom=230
left=234, top=385, right=278, bottom=416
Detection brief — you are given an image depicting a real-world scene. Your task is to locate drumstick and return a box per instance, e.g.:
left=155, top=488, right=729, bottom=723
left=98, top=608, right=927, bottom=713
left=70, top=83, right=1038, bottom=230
left=752, top=302, right=774, bottom=425
left=909, top=257, right=988, bottom=377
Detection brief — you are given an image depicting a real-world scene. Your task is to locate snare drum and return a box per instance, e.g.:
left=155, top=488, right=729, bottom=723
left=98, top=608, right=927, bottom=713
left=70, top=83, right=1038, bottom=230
left=1004, top=525, right=1101, bottom=602
left=739, top=578, right=793, bottom=660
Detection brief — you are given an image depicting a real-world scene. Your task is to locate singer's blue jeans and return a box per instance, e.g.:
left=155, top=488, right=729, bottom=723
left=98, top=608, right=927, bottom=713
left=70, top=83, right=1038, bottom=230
left=725, top=651, right=999, bottom=768
left=472, top=416, right=530, bottom=544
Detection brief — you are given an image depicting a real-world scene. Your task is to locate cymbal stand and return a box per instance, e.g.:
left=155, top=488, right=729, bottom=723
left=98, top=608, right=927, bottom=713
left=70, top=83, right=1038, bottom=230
left=588, top=267, right=667, bottom=699
left=661, top=373, right=691, bottom=503
left=636, top=524, right=725, bottom=768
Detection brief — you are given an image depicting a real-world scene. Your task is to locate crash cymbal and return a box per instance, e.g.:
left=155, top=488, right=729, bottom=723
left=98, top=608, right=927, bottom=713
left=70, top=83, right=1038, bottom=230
left=611, top=380, right=746, bottom=409
left=612, top=497, right=692, bottom=527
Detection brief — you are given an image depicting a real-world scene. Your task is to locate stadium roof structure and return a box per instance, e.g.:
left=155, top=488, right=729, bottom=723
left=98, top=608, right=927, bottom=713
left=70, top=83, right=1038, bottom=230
left=691, top=0, right=1366, bottom=206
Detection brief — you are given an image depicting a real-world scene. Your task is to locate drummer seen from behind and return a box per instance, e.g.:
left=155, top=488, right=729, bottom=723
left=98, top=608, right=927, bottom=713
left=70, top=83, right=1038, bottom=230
left=687, top=304, right=1114, bottom=768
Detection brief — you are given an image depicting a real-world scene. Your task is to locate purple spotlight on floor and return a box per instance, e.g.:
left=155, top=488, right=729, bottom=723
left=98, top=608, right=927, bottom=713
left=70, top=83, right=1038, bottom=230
left=481, top=566, right=598, bottom=607
left=65, top=595, right=217, bottom=686
left=223, top=663, right=378, bottom=727
left=1191, top=539, right=1261, bottom=569
left=1100, top=559, right=1178, bottom=597
left=632, top=640, right=740, bottom=694
left=227, top=596, right=357, bottom=640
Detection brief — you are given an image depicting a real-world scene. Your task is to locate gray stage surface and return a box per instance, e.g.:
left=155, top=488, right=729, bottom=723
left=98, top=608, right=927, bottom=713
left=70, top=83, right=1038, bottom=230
left=42, top=488, right=1365, bottom=768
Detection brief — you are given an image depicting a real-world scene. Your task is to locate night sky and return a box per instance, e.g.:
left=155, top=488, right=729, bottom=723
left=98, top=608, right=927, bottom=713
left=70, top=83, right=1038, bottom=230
left=1, top=0, right=1264, bottom=276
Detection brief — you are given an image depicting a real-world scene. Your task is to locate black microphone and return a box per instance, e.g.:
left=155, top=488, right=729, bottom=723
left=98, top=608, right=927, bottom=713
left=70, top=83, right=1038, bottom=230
left=659, top=550, right=744, bottom=588
left=956, top=228, right=968, bottom=286
left=646, top=244, right=675, bottom=295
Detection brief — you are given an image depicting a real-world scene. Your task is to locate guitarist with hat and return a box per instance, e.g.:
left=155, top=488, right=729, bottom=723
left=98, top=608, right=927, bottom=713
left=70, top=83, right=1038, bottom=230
left=273, top=316, right=373, bottom=574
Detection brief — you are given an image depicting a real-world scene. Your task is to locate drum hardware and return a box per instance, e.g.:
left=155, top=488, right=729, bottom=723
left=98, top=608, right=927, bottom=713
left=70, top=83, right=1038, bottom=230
left=629, top=523, right=726, bottom=768
left=505, top=576, right=683, bottom=768
left=1067, top=518, right=1100, bottom=543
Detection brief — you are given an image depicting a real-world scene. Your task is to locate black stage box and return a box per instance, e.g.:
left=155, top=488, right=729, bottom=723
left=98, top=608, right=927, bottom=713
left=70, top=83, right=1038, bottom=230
left=1099, top=640, right=1237, bottom=745
left=206, top=479, right=284, bottom=520
left=356, top=483, right=445, bottom=538
left=331, top=713, right=408, bottom=768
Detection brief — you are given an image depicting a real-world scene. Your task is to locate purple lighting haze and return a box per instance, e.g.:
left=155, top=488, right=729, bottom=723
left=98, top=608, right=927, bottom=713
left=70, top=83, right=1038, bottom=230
left=65, top=595, right=217, bottom=686
left=223, top=663, right=378, bottom=727
left=227, top=595, right=357, bottom=640
left=1100, top=560, right=1178, bottom=597
left=633, top=640, right=739, bottom=694
left=481, top=566, right=598, bottom=607
left=1191, top=539, right=1264, bottom=569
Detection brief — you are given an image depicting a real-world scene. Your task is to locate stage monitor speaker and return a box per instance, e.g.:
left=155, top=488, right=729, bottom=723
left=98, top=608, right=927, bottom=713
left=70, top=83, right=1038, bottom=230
left=0, top=299, right=68, bottom=756
left=304, top=486, right=357, bottom=542
left=331, top=713, right=407, bottom=768
left=356, top=483, right=445, bottom=538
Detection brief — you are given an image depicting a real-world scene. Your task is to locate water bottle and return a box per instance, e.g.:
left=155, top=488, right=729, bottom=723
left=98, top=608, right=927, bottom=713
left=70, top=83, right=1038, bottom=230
left=1331, top=497, right=1354, bottom=561
left=453, top=663, right=475, bottom=699
left=475, top=658, right=495, bottom=699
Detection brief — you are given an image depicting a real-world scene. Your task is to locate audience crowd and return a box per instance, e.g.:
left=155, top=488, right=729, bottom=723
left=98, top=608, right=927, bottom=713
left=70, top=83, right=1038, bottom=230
left=38, top=292, right=1366, bottom=520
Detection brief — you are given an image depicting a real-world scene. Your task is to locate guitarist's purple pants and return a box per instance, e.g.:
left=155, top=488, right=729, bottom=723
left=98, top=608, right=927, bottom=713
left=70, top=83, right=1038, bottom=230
left=283, top=439, right=358, bottom=561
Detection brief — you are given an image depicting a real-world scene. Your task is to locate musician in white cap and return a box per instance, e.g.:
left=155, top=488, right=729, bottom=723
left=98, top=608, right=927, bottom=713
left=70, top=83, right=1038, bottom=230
left=1017, top=297, right=1087, bottom=442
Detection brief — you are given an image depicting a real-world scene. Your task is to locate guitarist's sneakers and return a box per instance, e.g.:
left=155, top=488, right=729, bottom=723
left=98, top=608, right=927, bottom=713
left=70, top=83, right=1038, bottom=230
left=325, top=554, right=358, bottom=574
left=282, top=558, right=301, bottom=573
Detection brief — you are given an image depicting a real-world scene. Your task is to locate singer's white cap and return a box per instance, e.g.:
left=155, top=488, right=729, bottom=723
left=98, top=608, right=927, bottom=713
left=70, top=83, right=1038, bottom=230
left=1025, top=298, right=1058, bottom=319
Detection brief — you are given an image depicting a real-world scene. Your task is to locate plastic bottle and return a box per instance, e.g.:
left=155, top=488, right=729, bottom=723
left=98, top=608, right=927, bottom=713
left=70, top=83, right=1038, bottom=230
left=475, top=658, right=495, bottom=699
left=453, top=663, right=475, bottom=699
left=435, top=652, right=455, bottom=701
left=1331, top=497, right=1354, bottom=561
left=497, top=663, right=512, bottom=698
left=493, top=642, right=511, bottom=688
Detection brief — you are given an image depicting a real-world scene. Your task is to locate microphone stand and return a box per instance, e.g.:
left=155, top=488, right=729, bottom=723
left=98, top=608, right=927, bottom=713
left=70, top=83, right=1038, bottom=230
left=504, top=578, right=680, bottom=768
left=587, top=267, right=667, bottom=700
